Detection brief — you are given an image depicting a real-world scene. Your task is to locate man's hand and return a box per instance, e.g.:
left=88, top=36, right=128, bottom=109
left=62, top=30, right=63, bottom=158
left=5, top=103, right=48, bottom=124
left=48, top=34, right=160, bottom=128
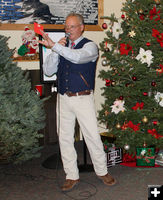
left=38, top=30, right=55, bottom=48
left=58, top=37, right=67, bottom=46
left=38, top=30, right=67, bottom=48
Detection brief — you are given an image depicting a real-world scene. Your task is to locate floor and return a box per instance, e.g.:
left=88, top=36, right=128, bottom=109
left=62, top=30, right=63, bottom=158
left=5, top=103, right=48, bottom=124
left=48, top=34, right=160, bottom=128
left=0, top=143, right=163, bottom=200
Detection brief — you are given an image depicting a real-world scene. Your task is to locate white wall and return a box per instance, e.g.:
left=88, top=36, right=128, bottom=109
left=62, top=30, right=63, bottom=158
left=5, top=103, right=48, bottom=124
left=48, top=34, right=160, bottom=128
left=0, top=0, right=125, bottom=131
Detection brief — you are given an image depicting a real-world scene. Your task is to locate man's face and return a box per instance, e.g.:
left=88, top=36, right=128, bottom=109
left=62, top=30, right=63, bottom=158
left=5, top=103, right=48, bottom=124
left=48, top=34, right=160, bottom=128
left=65, top=16, right=84, bottom=42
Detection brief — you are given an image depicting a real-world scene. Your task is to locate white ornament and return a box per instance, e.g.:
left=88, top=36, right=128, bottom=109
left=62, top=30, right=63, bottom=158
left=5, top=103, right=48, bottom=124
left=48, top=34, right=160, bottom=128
left=136, top=48, right=153, bottom=67
left=112, top=21, right=123, bottom=39
left=110, top=100, right=126, bottom=114
left=124, top=144, right=130, bottom=150
left=154, top=92, right=163, bottom=107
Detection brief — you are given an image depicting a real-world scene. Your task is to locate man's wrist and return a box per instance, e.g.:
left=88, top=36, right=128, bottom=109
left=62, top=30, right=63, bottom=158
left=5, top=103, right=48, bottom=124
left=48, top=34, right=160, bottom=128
left=50, top=42, right=55, bottom=49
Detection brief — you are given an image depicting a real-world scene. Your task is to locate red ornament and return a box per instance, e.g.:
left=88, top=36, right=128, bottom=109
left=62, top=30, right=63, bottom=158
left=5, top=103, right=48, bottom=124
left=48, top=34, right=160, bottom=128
left=151, top=81, right=156, bottom=86
left=143, top=92, right=148, bottom=96
left=132, top=76, right=137, bottom=81
left=119, top=96, right=124, bottom=100
left=105, top=79, right=111, bottom=86
left=121, top=14, right=125, bottom=19
left=152, top=120, right=158, bottom=125
left=146, top=42, right=151, bottom=46
left=125, top=83, right=130, bottom=87
left=102, top=23, right=108, bottom=29
left=139, top=14, right=145, bottom=20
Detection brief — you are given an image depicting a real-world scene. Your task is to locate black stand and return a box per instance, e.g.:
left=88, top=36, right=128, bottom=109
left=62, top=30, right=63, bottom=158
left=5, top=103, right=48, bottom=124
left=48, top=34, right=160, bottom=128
left=42, top=152, right=60, bottom=169
left=78, top=139, right=94, bottom=172
left=42, top=140, right=94, bottom=172
left=41, top=143, right=61, bottom=169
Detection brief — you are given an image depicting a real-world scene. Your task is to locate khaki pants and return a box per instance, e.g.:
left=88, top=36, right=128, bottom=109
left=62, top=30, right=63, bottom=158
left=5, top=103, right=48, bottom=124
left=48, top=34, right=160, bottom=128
left=57, top=93, right=107, bottom=180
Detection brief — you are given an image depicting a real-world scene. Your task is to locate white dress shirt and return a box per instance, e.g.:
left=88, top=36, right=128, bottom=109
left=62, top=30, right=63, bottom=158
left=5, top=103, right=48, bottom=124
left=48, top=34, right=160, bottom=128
left=43, top=36, right=99, bottom=77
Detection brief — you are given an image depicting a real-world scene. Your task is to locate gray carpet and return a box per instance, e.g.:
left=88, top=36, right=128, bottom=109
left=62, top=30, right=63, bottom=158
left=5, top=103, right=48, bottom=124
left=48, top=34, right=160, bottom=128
left=0, top=144, right=162, bottom=200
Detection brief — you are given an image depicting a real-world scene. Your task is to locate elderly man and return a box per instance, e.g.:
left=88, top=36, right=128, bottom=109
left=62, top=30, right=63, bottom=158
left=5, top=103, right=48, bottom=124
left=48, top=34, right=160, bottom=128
left=39, top=12, right=116, bottom=191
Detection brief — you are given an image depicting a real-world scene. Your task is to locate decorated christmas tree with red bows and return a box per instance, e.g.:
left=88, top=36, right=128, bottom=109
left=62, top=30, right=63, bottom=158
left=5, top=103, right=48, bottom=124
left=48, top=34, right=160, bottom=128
left=98, top=0, right=163, bottom=155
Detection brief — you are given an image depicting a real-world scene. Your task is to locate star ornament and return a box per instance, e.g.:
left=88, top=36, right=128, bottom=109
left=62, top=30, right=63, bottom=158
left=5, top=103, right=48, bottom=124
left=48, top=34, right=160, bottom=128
left=112, top=21, right=123, bottom=39
left=136, top=48, right=153, bottom=67
left=110, top=100, right=126, bottom=114
left=129, top=30, right=136, bottom=38
left=154, top=92, right=163, bottom=107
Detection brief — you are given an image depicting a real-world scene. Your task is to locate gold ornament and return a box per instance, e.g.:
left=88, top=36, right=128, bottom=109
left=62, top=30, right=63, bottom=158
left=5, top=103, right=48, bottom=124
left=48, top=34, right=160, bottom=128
left=105, top=110, right=109, bottom=116
left=111, top=80, right=116, bottom=86
left=142, top=116, right=148, bottom=123
left=138, top=9, right=143, bottom=14
left=154, top=0, right=160, bottom=4
left=116, top=123, right=121, bottom=129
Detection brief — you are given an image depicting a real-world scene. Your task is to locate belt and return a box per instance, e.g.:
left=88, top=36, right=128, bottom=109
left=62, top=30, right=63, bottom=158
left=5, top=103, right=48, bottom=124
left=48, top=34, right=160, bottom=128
left=65, top=90, right=92, bottom=97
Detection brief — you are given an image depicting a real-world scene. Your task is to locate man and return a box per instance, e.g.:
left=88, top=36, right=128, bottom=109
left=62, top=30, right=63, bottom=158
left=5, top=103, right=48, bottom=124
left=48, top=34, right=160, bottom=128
left=39, top=13, right=116, bottom=191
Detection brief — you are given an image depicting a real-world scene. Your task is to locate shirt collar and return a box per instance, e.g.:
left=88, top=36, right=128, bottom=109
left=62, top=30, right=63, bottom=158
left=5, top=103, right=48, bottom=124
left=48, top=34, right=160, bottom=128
left=70, top=36, right=84, bottom=47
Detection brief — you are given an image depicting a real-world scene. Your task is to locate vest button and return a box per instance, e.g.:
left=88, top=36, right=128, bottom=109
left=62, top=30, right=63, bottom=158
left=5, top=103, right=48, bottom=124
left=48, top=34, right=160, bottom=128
left=66, top=65, right=69, bottom=68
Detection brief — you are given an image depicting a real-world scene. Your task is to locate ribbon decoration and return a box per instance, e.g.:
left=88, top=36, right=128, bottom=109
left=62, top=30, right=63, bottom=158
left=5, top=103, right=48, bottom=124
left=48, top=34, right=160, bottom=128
left=136, top=156, right=155, bottom=163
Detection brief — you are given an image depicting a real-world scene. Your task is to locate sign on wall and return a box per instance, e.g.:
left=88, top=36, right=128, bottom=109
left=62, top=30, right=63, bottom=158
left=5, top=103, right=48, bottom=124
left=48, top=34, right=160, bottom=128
left=0, top=0, right=103, bottom=31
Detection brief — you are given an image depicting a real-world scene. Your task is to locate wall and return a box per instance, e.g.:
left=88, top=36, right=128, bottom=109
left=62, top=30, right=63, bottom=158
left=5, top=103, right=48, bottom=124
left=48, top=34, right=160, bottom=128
left=0, top=0, right=126, bottom=132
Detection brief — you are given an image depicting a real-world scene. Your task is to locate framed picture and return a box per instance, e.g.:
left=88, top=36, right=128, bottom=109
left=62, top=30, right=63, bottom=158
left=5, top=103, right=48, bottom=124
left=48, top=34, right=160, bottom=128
left=0, top=0, right=103, bottom=31
left=39, top=29, right=65, bottom=83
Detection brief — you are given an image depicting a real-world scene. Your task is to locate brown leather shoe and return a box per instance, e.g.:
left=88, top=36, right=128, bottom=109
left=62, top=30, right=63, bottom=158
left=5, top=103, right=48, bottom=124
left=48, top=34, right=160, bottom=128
left=98, top=173, right=116, bottom=186
left=61, top=179, right=79, bottom=191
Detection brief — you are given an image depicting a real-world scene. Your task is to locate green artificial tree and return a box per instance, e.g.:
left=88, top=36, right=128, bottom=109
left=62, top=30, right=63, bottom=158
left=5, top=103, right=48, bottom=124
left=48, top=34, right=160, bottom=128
left=98, top=0, right=163, bottom=156
left=0, top=35, right=46, bottom=164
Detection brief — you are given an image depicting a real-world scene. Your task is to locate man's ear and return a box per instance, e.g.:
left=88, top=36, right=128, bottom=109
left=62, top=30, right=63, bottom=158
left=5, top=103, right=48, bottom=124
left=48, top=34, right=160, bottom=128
left=81, top=24, right=85, bottom=33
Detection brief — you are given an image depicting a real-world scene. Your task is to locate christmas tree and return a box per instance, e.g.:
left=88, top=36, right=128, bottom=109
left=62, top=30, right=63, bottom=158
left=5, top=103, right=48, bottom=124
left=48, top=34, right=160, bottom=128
left=98, top=0, right=163, bottom=155
left=0, top=35, right=45, bottom=164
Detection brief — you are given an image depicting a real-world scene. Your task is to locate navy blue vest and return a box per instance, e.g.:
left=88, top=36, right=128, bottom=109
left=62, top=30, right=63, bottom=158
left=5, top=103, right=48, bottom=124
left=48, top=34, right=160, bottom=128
left=57, top=38, right=97, bottom=95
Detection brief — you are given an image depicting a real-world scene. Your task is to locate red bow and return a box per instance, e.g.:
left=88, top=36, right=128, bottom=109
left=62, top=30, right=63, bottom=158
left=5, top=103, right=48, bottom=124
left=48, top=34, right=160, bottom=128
left=120, top=43, right=132, bottom=55
left=152, top=29, right=163, bottom=48
left=148, top=129, right=163, bottom=139
left=149, top=7, right=160, bottom=21
left=121, top=121, right=140, bottom=132
left=132, top=102, right=144, bottom=110
left=128, top=121, right=140, bottom=132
